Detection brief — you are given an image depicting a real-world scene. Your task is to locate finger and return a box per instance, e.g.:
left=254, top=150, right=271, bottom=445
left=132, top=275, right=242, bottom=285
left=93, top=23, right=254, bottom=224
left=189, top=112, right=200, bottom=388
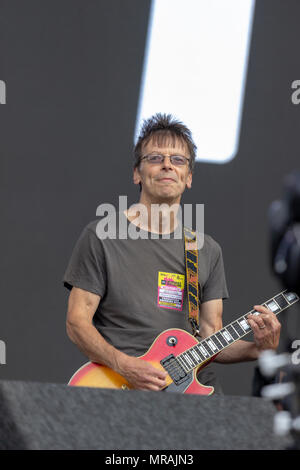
left=251, top=314, right=269, bottom=328
left=142, top=385, right=159, bottom=392
left=149, top=366, right=168, bottom=380
left=247, top=317, right=264, bottom=333
left=251, top=310, right=280, bottom=329
left=152, top=376, right=167, bottom=388
left=247, top=315, right=266, bottom=330
left=253, top=304, right=272, bottom=314
left=143, top=370, right=167, bottom=387
left=253, top=305, right=278, bottom=321
left=143, top=380, right=165, bottom=391
left=137, top=379, right=162, bottom=391
left=248, top=308, right=277, bottom=326
left=156, top=370, right=168, bottom=380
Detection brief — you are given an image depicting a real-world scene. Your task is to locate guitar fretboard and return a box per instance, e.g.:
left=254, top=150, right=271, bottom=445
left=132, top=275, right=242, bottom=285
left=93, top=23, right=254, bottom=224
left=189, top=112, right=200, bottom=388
left=175, top=289, right=299, bottom=373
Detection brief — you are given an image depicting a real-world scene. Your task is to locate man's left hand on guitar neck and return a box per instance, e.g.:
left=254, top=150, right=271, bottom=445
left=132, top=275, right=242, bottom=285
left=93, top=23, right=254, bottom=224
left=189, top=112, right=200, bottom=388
left=246, top=304, right=281, bottom=354
left=199, top=299, right=281, bottom=363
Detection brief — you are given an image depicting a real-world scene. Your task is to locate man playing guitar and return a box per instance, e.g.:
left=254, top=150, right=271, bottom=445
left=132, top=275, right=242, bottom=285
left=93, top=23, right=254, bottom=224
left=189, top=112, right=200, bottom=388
left=64, top=113, right=281, bottom=393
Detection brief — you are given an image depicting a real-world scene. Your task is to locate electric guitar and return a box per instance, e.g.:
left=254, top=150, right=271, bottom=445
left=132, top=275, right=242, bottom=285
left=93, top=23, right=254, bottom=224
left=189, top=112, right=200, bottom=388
left=68, top=289, right=299, bottom=394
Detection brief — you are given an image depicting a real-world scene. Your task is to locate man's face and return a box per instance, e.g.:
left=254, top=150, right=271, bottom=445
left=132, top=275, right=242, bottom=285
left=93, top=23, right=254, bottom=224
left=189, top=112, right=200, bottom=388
left=133, top=137, right=192, bottom=203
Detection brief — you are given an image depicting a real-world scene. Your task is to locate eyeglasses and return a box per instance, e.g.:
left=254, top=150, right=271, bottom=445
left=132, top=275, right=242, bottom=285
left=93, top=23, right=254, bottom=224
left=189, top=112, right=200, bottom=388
left=140, top=154, right=190, bottom=166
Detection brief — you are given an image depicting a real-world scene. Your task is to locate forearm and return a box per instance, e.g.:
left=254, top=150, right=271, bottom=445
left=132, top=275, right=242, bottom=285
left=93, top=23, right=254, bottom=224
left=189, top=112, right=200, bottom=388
left=214, top=340, right=259, bottom=363
left=66, top=319, right=127, bottom=373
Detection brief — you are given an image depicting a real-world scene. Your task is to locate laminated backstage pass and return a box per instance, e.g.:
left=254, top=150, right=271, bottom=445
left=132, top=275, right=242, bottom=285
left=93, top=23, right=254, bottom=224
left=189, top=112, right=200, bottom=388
left=157, top=271, right=185, bottom=311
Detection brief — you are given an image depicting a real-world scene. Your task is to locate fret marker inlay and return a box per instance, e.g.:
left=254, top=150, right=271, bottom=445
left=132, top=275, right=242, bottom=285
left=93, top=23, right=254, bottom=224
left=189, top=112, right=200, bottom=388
left=239, top=319, right=250, bottom=331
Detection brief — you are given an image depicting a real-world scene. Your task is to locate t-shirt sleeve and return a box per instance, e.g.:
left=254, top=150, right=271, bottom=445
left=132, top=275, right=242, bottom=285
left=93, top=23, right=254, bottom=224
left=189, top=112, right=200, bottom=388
left=63, top=225, right=107, bottom=297
left=201, top=241, right=229, bottom=303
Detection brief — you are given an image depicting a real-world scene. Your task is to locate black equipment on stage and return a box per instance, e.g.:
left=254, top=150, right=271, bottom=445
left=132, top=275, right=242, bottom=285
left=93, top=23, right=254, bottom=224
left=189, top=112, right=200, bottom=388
left=265, top=170, right=300, bottom=449
left=0, top=379, right=289, bottom=450
left=269, top=170, right=300, bottom=296
left=259, top=350, right=300, bottom=450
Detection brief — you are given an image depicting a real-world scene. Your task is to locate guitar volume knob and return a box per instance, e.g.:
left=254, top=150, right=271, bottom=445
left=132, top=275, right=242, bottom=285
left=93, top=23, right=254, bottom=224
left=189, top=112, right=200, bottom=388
left=166, top=336, right=178, bottom=346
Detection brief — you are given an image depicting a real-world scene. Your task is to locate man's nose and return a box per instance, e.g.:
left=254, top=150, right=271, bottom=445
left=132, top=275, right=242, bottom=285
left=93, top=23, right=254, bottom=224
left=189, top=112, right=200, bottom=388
left=161, top=155, right=173, bottom=169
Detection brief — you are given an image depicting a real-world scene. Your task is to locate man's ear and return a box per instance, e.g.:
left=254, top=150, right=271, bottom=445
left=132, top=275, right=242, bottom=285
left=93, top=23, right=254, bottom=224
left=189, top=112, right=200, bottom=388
left=186, top=172, right=192, bottom=189
left=133, top=166, right=141, bottom=185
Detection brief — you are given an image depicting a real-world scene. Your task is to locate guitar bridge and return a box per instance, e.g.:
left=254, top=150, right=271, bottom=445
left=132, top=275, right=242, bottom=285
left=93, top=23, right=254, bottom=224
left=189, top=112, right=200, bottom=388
left=160, top=354, right=189, bottom=385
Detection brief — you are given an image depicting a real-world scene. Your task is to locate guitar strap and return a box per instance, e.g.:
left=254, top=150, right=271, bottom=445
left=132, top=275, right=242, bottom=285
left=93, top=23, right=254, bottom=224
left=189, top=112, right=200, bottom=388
left=184, top=227, right=201, bottom=337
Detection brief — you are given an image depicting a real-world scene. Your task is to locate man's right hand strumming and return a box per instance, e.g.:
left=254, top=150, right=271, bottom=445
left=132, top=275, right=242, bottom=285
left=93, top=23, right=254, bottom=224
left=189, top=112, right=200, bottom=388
left=114, top=353, right=168, bottom=391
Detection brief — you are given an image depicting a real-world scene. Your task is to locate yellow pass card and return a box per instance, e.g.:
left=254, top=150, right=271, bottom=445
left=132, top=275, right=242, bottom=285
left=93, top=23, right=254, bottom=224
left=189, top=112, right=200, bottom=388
left=157, top=272, right=185, bottom=311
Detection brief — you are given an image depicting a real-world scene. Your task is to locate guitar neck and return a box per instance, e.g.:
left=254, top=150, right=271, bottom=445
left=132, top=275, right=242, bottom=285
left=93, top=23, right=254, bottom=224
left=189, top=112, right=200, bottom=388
left=176, top=289, right=300, bottom=373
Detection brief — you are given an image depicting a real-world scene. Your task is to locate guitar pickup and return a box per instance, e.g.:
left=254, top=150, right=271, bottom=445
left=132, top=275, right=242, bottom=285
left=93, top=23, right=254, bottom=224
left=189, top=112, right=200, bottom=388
left=160, top=354, right=189, bottom=385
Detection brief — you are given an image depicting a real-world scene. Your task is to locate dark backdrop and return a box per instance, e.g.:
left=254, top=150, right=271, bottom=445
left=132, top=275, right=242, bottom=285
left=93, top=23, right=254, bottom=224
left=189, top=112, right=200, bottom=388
left=0, top=0, right=300, bottom=395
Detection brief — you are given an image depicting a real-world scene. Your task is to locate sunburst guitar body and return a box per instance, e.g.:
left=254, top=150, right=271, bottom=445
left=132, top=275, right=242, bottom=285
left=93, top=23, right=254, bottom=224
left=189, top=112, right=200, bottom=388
left=69, top=328, right=215, bottom=395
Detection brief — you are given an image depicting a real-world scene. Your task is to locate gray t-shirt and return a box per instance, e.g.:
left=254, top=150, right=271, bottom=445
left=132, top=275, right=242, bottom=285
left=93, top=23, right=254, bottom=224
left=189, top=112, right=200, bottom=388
left=63, top=213, right=229, bottom=390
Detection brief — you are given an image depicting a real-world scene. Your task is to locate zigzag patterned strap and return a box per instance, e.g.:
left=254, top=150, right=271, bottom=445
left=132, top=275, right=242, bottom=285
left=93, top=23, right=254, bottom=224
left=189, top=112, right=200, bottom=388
left=184, top=227, right=200, bottom=337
